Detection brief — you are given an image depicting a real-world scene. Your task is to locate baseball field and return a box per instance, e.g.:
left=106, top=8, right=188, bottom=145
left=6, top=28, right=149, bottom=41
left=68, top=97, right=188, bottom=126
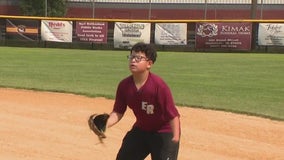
left=0, top=46, right=283, bottom=159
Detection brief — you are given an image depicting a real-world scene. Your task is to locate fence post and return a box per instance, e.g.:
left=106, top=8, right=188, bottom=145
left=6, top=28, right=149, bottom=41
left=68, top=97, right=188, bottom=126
left=45, top=0, right=48, bottom=17
left=204, top=0, right=208, bottom=19
left=148, top=0, right=152, bottom=19
left=251, top=0, right=258, bottom=51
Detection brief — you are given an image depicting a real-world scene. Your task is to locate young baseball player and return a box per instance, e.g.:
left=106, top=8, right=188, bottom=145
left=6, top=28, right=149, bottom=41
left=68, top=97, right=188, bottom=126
left=107, top=42, right=181, bottom=160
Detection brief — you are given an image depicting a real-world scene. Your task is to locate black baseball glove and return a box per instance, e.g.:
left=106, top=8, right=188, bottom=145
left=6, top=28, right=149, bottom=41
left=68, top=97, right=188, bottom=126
left=88, top=113, right=109, bottom=142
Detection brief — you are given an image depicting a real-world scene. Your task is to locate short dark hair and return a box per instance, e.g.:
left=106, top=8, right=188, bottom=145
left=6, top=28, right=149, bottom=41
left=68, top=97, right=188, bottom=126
left=131, top=42, right=157, bottom=63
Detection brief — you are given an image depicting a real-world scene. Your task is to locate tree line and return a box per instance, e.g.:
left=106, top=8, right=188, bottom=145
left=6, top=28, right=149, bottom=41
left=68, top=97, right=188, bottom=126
left=20, top=0, right=66, bottom=17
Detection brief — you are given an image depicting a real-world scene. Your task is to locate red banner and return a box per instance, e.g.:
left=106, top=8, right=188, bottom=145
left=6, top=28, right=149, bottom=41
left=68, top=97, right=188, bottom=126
left=75, top=21, right=108, bottom=43
left=195, top=23, right=252, bottom=50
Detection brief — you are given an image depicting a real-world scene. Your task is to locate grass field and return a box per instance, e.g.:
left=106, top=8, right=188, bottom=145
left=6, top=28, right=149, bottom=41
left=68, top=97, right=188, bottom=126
left=0, top=46, right=283, bottom=120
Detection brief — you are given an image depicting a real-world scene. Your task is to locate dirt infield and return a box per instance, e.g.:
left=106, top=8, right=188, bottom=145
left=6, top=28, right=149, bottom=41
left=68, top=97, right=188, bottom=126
left=0, top=88, right=283, bottom=160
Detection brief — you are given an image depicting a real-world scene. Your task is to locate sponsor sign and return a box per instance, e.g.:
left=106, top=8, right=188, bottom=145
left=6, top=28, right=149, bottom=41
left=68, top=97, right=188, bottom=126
left=41, top=20, right=72, bottom=42
left=75, top=21, right=108, bottom=43
left=114, top=22, right=151, bottom=49
left=258, top=23, right=284, bottom=46
left=6, top=19, right=38, bottom=41
left=155, top=23, right=187, bottom=45
left=195, top=23, right=252, bottom=50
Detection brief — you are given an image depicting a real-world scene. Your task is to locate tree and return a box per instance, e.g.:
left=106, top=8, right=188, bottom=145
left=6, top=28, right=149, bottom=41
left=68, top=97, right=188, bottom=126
left=20, top=0, right=66, bottom=17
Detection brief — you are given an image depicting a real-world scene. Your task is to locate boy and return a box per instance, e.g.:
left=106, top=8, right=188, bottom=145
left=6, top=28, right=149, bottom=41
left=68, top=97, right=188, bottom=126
left=107, top=42, right=181, bottom=160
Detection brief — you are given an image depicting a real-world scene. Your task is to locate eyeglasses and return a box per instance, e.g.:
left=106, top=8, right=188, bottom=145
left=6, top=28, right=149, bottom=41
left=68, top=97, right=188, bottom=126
left=127, top=55, right=148, bottom=63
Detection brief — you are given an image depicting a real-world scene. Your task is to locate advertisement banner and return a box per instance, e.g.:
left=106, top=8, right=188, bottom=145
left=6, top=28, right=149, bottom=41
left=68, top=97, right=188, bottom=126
left=113, top=22, right=151, bottom=49
left=258, top=23, right=284, bottom=46
left=155, top=23, right=187, bottom=45
left=75, top=21, right=108, bottom=43
left=195, top=23, right=252, bottom=50
left=6, top=19, right=38, bottom=41
left=41, top=20, right=72, bottom=42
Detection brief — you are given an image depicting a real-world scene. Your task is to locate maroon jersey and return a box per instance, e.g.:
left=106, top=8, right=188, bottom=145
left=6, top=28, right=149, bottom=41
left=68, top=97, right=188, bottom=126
left=113, top=72, right=179, bottom=133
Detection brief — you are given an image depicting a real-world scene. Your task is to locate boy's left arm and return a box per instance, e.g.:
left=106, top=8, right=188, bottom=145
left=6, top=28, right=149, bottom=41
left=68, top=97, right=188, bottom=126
left=169, top=116, right=180, bottom=143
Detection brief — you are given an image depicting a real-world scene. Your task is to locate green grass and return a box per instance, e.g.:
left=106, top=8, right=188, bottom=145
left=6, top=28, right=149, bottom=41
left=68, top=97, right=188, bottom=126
left=0, top=46, right=283, bottom=120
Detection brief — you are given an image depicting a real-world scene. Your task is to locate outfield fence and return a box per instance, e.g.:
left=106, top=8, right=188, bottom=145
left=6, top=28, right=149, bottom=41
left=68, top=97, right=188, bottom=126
left=0, top=15, right=284, bottom=53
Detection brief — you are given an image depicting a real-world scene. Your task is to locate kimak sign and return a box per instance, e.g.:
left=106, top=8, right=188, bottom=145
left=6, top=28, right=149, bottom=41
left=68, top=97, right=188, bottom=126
left=195, top=23, right=252, bottom=50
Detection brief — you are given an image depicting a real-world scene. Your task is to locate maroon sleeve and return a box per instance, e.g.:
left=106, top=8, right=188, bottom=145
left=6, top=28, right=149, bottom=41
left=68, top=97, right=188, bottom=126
left=157, top=81, right=180, bottom=121
left=112, top=81, right=127, bottom=114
